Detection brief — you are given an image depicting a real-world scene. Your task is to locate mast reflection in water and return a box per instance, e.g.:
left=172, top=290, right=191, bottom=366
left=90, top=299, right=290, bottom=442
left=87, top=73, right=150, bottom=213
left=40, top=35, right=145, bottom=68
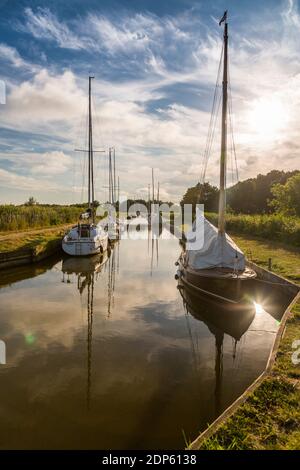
left=178, top=280, right=256, bottom=418
left=62, top=247, right=118, bottom=409
left=0, top=234, right=293, bottom=449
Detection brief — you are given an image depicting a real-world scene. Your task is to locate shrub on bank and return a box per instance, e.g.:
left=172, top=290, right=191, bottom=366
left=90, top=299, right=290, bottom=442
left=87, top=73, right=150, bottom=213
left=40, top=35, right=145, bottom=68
left=205, top=212, right=300, bottom=247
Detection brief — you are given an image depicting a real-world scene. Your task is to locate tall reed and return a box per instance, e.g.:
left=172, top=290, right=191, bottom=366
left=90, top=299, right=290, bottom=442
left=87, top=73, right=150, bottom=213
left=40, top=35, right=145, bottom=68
left=205, top=212, right=300, bottom=247
left=0, top=205, right=86, bottom=232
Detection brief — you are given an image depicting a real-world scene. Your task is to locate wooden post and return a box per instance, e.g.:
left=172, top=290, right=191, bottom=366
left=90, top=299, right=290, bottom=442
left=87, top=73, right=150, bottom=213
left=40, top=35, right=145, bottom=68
left=268, top=258, right=272, bottom=271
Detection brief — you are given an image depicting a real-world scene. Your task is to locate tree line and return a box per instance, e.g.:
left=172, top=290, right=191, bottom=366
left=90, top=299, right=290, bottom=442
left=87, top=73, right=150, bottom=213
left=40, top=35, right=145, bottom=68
left=181, top=170, right=300, bottom=216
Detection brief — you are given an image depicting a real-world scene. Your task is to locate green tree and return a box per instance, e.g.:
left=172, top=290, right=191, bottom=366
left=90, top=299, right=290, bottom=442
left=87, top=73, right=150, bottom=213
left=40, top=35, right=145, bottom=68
left=227, top=170, right=299, bottom=214
left=181, top=182, right=219, bottom=212
left=269, top=173, right=300, bottom=216
left=24, top=196, right=38, bottom=206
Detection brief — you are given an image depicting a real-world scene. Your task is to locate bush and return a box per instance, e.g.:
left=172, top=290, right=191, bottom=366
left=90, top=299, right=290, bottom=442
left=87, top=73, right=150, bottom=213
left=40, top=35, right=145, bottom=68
left=0, top=205, right=86, bottom=232
left=205, top=212, right=300, bottom=247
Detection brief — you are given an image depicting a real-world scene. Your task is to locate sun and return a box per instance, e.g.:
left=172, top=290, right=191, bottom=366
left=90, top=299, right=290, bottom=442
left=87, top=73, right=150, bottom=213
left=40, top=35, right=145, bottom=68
left=247, top=96, right=289, bottom=142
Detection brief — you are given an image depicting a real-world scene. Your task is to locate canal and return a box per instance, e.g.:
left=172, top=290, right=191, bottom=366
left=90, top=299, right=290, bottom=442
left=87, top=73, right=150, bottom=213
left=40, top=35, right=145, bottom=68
left=0, top=231, right=293, bottom=449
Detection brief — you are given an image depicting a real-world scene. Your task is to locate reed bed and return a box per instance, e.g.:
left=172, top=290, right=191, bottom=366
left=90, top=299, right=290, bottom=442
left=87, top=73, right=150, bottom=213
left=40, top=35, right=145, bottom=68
left=0, top=205, right=85, bottom=232
left=206, top=212, right=300, bottom=247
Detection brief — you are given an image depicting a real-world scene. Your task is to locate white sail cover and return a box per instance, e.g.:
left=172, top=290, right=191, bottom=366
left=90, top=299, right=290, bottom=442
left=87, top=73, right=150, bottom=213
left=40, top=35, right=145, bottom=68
left=186, top=215, right=245, bottom=270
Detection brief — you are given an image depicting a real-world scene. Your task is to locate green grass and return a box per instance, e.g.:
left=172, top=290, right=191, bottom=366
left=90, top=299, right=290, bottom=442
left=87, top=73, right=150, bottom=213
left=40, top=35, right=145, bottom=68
left=233, top=235, right=300, bottom=283
left=206, top=212, right=300, bottom=247
left=0, top=225, right=69, bottom=254
left=188, top=227, right=300, bottom=451
left=197, top=303, right=300, bottom=450
left=0, top=204, right=86, bottom=232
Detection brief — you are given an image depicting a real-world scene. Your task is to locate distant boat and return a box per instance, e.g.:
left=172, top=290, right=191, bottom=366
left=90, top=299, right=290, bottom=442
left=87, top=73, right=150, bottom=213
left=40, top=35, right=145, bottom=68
left=177, top=12, right=256, bottom=304
left=62, top=77, right=108, bottom=256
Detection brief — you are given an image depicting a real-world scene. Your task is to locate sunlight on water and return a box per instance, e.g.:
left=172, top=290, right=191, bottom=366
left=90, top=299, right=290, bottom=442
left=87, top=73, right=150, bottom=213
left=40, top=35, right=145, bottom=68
left=254, top=302, right=265, bottom=315
left=0, top=235, right=293, bottom=449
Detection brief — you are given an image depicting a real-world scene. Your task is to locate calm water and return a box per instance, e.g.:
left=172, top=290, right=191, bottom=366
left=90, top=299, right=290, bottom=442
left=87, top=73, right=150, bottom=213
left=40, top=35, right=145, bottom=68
left=0, top=231, right=292, bottom=449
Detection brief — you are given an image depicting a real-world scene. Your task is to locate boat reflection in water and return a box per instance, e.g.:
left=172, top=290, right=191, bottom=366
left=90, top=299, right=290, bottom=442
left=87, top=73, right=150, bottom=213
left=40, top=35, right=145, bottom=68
left=178, top=279, right=256, bottom=417
left=61, top=245, right=118, bottom=408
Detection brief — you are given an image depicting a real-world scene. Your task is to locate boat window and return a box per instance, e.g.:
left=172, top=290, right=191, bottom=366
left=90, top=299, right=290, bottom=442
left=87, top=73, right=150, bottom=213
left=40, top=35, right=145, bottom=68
left=79, top=228, right=90, bottom=238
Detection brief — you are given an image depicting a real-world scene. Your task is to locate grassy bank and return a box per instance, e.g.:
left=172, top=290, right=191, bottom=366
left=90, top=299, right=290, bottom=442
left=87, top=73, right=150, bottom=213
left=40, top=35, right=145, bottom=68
left=0, top=225, right=69, bottom=254
left=0, top=205, right=85, bottom=232
left=206, top=212, right=300, bottom=247
left=191, top=232, right=300, bottom=450
left=233, top=234, right=300, bottom=283
left=196, top=302, right=300, bottom=450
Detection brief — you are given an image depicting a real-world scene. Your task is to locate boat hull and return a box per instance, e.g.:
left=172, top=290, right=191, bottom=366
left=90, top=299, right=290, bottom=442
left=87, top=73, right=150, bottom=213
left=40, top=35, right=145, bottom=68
left=178, top=278, right=256, bottom=338
left=62, top=234, right=108, bottom=257
left=178, top=258, right=256, bottom=304
left=62, top=251, right=109, bottom=274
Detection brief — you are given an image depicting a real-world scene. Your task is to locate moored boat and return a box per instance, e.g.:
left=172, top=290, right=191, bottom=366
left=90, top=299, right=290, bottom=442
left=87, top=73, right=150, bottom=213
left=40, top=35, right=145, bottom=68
left=62, top=223, right=108, bottom=256
left=177, top=11, right=256, bottom=304
left=62, top=76, right=108, bottom=256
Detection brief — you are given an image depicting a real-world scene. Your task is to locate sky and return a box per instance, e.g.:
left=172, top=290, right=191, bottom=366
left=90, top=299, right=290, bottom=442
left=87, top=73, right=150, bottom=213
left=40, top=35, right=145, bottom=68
left=0, top=0, right=299, bottom=204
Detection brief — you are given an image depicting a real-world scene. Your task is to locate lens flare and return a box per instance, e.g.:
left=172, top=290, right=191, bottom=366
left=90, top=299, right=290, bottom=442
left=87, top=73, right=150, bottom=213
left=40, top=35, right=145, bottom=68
left=254, top=302, right=264, bottom=315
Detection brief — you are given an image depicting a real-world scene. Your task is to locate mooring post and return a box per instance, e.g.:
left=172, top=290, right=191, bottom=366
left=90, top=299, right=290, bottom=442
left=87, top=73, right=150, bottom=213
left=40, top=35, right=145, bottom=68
left=268, top=258, right=272, bottom=271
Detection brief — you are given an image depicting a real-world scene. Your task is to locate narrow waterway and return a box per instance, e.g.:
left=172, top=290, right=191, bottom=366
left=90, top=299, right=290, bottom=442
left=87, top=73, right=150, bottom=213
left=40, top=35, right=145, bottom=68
left=0, top=231, right=292, bottom=449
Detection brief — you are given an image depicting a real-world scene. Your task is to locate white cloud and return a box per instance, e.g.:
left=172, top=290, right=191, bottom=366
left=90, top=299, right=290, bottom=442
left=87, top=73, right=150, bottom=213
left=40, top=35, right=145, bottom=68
left=1, top=2, right=300, bottom=203
left=0, top=69, right=86, bottom=135
left=21, top=7, right=86, bottom=50
left=0, top=167, right=60, bottom=191
left=0, top=43, right=36, bottom=71
left=86, top=14, right=151, bottom=54
left=23, top=151, right=72, bottom=176
left=282, top=0, right=300, bottom=28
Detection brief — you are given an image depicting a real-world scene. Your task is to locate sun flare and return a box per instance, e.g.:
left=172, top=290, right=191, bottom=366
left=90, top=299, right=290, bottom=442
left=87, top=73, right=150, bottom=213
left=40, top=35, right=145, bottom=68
left=254, top=302, right=265, bottom=315
left=247, top=97, right=289, bottom=141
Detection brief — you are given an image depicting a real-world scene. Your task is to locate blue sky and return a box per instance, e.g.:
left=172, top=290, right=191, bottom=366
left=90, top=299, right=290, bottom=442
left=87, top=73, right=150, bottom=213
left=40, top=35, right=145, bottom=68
left=0, top=0, right=299, bottom=203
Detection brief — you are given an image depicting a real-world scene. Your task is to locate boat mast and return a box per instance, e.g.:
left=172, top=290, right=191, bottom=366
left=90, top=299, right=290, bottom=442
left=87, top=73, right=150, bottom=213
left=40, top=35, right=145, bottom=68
left=88, top=76, right=95, bottom=223
left=113, top=148, right=116, bottom=206
left=152, top=168, right=154, bottom=203
left=109, top=147, right=114, bottom=205
left=218, top=13, right=228, bottom=234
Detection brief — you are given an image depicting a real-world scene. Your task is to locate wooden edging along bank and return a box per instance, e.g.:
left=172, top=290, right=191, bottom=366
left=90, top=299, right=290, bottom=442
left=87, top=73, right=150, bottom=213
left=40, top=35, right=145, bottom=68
left=188, top=263, right=300, bottom=450
left=0, top=232, right=119, bottom=271
left=0, top=238, right=62, bottom=270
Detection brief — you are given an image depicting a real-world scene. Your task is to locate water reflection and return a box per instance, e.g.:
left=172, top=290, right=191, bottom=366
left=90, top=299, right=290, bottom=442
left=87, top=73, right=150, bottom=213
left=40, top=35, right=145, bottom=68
left=149, top=231, right=160, bottom=276
left=179, top=282, right=256, bottom=417
left=0, top=234, right=294, bottom=449
left=61, top=247, right=120, bottom=409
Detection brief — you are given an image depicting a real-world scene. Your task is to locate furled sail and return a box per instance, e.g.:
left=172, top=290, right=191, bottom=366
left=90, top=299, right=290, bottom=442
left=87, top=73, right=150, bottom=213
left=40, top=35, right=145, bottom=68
left=186, top=215, right=245, bottom=271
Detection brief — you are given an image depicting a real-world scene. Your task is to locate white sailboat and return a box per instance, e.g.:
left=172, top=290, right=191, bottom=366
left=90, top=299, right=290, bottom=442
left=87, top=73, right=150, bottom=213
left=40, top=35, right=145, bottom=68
left=177, top=12, right=256, bottom=304
left=62, top=76, right=108, bottom=256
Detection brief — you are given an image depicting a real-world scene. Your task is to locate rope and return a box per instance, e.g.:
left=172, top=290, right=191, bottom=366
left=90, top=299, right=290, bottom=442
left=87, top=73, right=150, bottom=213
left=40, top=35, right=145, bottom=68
left=199, top=44, right=224, bottom=196
left=228, top=60, right=239, bottom=183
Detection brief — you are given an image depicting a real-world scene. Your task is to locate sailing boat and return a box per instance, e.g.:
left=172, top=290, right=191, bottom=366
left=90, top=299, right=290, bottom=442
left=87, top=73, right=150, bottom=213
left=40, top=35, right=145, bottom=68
left=177, top=12, right=256, bottom=304
left=62, top=77, right=108, bottom=256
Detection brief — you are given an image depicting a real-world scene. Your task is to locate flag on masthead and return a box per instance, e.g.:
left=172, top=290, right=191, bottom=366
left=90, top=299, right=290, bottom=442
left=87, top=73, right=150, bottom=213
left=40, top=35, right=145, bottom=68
left=219, top=10, right=227, bottom=26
